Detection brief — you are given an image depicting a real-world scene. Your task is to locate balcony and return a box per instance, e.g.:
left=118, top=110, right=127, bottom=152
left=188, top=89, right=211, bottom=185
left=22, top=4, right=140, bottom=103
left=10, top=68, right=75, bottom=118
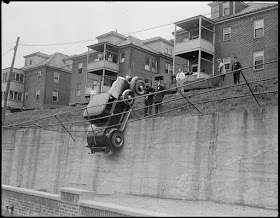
left=1, top=99, right=23, bottom=109
left=174, top=38, right=214, bottom=56
left=87, top=60, right=119, bottom=73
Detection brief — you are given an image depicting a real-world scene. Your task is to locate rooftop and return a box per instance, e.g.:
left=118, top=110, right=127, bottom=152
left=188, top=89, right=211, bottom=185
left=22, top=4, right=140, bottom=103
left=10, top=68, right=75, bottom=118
left=21, top=52, right=72, bottom=72
left=212, top=2, right=278, bottom=22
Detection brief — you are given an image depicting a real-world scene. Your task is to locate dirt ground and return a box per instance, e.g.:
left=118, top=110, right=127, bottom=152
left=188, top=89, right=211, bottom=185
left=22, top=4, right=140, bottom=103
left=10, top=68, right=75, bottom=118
left=94, top=193, right=278, bottom=217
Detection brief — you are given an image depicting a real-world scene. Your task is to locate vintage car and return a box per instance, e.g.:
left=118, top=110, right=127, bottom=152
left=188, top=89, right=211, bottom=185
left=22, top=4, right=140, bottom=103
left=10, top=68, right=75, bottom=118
left=83, top=76, right=145, bottom=155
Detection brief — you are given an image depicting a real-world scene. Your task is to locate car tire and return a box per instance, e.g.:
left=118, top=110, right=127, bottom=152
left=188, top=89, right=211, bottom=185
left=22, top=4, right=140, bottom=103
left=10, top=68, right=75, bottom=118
left=130, top=77, right=145, bottom=95
left=109, top=129, right=124, bottom=149
left=122, top=89, right=134, bottom=106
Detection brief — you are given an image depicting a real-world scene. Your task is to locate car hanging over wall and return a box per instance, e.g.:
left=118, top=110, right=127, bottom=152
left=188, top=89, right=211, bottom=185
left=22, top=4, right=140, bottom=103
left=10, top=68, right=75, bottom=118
left=83, top=76, right=145, bottom=155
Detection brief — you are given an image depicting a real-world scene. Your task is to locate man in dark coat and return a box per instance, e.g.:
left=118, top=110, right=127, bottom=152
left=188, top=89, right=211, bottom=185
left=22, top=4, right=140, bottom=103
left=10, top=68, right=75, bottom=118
left=153, top=79, right=165, bottom=115
left=144, top=84, right=154, bottom=116
left=232, top=56, right=242, bottom=85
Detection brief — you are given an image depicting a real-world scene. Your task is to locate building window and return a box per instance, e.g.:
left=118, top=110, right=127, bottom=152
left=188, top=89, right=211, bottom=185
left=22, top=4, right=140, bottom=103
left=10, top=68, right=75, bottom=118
left=18, top=92, right=23, bottom=101
left=26, top=74, right=29, bottom=80
left=20, top=74, right=24, bottom=82
left=36, top=90, right=40, bottom=100
left=254, top=19, right=264, bottom=38
left=253, top=51, right=264, bottom=70
left=15, top=73, right=20, bottom=81
left=52, top=91, right=58, bottom=102
left=192, top=64, right=198, bottom=73
left=9, top=91, right=14, bottom=100
left=151, top=59, right=157, bottom=73
left=222, top=2, right=230, bottom=16
left=164, top=48, right=168, bottom=54
left=78, top=63, right=83, bottom=74
left=76, top=83, right=81, bottom=96
left=169, top=49, right=173, bottom=55
left=54, top=72, right=60, bottom=84
left=145, top=57, right=150, bottom=71
left=37, top=71, right=41, bottom=82
left=30, top=59, right=32, bottom=65
left=14, top=92, right=18, bottom=101
left=104, top=77, right=114, bottom=86
left=14, top=73, right=24, bottom=82
left=211, top=4, right=219, bottom=19
left=25, top=92, right=28, bottom=100
left=165, top=63, right=173, bottom=74
left=2, top=73, right=7, bottom=82
left=223, top=57, right=231, bottom=71
left=120, top=53, right=125, bottom=63
left=223, top=27, right=231, bottom=41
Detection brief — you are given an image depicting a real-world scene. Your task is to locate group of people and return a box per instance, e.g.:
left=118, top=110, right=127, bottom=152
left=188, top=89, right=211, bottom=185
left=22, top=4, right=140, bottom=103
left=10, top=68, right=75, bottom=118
left=144, top=79, right=165, bottom=117
left=217, top=56, right=242, bottom=86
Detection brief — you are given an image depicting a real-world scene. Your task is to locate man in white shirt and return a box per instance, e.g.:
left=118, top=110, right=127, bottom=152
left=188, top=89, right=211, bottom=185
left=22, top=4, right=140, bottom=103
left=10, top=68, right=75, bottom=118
left=176, top=68, right=186, bottom=94
left=90, top=85, right=97, bottom=99
left=217, top=59, right=226, bottom=86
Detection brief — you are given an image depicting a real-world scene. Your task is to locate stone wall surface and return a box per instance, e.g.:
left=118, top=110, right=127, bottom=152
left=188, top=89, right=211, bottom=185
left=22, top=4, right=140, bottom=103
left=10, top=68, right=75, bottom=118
left=1, top=106, right=278, bottom=209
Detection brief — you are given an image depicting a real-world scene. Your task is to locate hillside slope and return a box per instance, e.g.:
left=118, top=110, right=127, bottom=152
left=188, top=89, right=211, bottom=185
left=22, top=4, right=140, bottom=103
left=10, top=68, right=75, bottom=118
left=3, top=78, right=278, bottom=128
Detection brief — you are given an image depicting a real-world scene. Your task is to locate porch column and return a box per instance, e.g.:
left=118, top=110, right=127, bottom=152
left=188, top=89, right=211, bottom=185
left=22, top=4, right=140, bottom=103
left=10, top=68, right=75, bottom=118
left=198, top=17, right=202, bottom=78
left=213, top=25, right=216, bottom=76
left=85, top=47, right=89, bottom=93
left=172, top=25, right=177, bottom=81
left=100, top=44, right=106, bottom=93
left=198, top=49, right=201, bottom=79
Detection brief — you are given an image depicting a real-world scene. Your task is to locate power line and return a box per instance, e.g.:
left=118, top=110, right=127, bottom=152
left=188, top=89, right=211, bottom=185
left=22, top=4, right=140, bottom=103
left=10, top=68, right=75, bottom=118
left=2, top=64, right=278, bottom=129
left=2, top=47, right=14, bottom=56
left=17, top=10, right=215, bottom=47
left=19, top=39, right=98, bottom=47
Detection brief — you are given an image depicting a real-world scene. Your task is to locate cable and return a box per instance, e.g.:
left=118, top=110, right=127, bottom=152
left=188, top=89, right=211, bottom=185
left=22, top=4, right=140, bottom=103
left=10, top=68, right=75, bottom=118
left=19, top=39, right=98, bottom=47
left=3, top=75, right=278, bottom=129
left=2, top=47, right=14, bottom=56
left=17, top=8, right=217, bottom=47
left=6, top=88, right=278, bottom=132
left=3, top=61, right=278, bottom=129
left=2, top=60, right=278, bottom=128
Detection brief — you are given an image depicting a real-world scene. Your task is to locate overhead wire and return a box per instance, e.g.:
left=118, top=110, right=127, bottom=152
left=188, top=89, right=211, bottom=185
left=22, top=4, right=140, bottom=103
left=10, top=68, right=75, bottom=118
left=3, top=60, right=278, bottom=129
left=12, top=76, right=279, bottom=129
left=5, top=88, right=278, bottom=133
left=17, top=9, right=214, bottom=47
left=2, top=62, right=278, bottom=130
left=2, top=47, right=14, bottom=56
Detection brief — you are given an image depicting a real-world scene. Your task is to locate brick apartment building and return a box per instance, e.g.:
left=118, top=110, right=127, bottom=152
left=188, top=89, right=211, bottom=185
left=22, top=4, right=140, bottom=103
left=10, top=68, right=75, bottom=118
left=20, top=52, right=73, bottom=110
left=172, top=1, right=278, bottom=84
left=1, top=67, right=25, bottom=113
left=67, top=31, right=187, bottom=105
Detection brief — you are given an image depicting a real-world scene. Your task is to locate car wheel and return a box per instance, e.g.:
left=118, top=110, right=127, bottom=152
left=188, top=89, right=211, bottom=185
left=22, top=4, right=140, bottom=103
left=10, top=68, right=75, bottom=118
left=130, top=77, right=145, bottom=95
left=122, top=89, right=134, bottom=106
left=110, top=129, right=124, bottom=149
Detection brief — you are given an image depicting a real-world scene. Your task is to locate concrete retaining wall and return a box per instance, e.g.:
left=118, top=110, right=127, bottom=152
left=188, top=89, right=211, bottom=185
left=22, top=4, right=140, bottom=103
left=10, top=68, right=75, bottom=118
left=2, top=107, right=278, bottom=209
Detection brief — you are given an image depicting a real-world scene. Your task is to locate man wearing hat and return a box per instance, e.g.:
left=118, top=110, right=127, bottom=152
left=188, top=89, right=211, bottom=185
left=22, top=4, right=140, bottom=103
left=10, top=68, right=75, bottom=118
left=153, top=77, right=165, bottom=116
left=232, top=56, right=242, bottom=85
left=217, top=59, right=226, bottom=86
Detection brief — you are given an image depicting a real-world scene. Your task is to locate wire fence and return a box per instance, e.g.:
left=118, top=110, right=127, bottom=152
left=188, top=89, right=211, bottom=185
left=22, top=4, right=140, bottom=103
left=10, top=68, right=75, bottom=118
left=2, top=60, right=278, bottom=135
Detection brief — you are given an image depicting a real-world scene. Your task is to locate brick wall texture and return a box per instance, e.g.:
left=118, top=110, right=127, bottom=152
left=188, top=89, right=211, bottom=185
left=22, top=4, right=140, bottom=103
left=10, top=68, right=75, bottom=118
left=214, top=8, right=278, bottom=85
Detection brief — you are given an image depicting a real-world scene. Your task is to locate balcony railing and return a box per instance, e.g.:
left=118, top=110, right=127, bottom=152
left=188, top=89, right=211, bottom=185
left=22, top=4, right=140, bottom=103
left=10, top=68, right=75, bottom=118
left=87, top=60, right=119, bottom=72
left=174, top=38, right=214, bottom=55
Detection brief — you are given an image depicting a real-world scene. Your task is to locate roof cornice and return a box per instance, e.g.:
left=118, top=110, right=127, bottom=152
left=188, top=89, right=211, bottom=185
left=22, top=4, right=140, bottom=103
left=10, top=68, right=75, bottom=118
left=213, top=4, right=278, bottom=24
left=21, top=64, right=71, bottom=73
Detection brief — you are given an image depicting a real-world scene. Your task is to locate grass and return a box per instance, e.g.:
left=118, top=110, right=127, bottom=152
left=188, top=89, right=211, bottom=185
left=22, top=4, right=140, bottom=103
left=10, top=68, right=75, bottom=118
left=2, top=78, right=278, bottom=128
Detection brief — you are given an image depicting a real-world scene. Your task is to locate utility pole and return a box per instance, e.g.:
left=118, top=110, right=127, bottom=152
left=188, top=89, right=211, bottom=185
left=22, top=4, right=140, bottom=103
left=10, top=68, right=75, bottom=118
left=2, top=37, right=20, bottom=125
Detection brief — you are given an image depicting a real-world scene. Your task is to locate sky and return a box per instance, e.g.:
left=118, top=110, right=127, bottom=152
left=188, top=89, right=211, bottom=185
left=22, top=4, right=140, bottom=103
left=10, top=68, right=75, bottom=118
left=2, top=1, right=212, bottom=69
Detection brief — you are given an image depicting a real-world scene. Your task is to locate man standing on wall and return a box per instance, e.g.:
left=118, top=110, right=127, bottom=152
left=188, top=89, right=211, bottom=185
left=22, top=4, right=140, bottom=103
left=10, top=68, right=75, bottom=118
left=153, top=78, right=165, bottom=116
left=176, top=68, right=186, bottom=94
left=232, top=56, right=242, bottom=85
left=217, top=59, right=226, bottom=86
